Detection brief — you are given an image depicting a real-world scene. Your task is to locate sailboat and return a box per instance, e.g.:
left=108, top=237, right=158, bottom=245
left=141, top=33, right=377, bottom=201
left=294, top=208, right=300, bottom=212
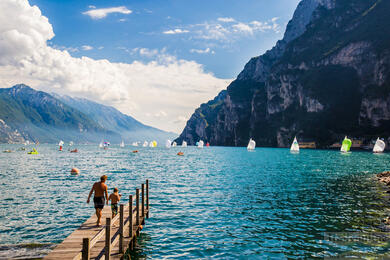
left=69, top=141, right=74, bottom=146
left=181, top=141, right=187, bottom=147
left=197, top=140, right=204, bottom=148
left=247, top=138, right=256, bottom=151
left=120, top=140, right=125, bottom=147
left=99, top=141, right=103, bottom=148
left=143, top=141, right=148, bottom=147
left=132, top=142, right=139, bottom=147
left=373, top=138, right=386, bottom=153
left=59, top=140, right=64, bottom=151
left=149, top=141, right=157, bottom=148
left=340, top=136, right=352, bottom=153
left=165, top=140, right=172, bottom=148
left=290, top=137, right=299, bottom=153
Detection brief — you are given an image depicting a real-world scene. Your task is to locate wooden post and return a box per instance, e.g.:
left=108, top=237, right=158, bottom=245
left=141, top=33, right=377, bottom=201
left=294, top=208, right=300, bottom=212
left=105, top=218, right=111, bottom=260
left=146, top=179, right=149, bottom=218
left=136, top=188, right=140, bottom=236
left=141, top=183, right=145, bottom=224
left=82, top=237, right=90, bottom=260
left=129, top=195, right=134, bottom=250
left=119, top=204, right=124, bottom=254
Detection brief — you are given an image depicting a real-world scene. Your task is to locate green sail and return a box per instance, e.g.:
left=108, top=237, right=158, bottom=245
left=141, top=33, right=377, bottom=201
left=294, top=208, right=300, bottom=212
left=341, top=137, right=352, bottom=152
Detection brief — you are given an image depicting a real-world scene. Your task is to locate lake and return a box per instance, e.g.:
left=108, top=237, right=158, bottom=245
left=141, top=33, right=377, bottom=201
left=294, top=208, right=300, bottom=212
left=0, top=144, right=389, bottom=259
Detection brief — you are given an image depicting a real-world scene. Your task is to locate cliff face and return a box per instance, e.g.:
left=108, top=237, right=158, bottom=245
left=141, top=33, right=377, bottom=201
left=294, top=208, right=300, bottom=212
left=176, top=0, right=390, bottom=147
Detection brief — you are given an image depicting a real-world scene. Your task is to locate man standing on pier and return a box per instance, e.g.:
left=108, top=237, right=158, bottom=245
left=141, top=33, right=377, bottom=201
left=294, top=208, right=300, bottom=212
left=87, top=175, right=109, bottom=226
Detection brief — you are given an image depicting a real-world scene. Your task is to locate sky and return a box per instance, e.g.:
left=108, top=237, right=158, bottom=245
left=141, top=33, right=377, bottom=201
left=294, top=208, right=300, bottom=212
left=0, top=0, right=301, bottom=133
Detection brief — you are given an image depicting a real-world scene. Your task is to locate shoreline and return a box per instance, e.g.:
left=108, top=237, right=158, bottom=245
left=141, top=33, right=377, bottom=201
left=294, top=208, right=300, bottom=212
left=376, top=171, right=390, bottom=228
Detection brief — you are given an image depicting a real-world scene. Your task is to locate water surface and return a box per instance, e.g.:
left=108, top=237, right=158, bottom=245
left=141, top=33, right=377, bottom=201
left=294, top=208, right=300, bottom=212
left=0, top=145, right=389, bottom=258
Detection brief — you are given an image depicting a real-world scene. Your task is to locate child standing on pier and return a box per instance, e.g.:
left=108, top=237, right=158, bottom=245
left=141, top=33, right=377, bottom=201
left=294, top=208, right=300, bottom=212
left=108, top=188, right=122, bottom=218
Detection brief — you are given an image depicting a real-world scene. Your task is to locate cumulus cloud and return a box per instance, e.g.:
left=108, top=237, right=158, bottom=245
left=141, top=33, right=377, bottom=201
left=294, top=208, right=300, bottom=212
left=190, top=48, right=214, bottom=54
left=83, top=6, right=132, bottom=19
left=81, top=45, right=93, bottom=51
left=0, top=0, right=230, bottom=133
left=163, top=29, right=189, bottom=35
left=217, top=17, right=235, bottom=23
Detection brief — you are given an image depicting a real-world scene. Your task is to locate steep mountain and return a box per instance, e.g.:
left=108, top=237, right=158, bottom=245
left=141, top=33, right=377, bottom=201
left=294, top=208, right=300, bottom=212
left=176, top=0, right=390, bottom=148
left=54, top=94, right=177, bottom=143
left=0, top=84, right=176, bottom=143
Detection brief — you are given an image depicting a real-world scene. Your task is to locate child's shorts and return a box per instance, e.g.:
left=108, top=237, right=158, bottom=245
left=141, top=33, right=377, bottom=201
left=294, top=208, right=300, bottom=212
left=111, top=203, right=118, bottom=215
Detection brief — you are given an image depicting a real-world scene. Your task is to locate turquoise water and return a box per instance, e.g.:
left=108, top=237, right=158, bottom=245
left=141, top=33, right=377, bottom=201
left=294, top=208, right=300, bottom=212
left=1, top=145, right=390, bottom=259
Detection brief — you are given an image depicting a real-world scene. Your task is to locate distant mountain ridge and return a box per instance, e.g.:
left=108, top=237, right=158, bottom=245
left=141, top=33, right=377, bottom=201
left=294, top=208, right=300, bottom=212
left=0, top=84, right=176, bottom=143
left=176, top=0, right=390, bottom=148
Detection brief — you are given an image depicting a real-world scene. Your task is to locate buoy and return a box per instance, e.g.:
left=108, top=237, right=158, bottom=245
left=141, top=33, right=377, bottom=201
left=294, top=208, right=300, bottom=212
left=71, top=168, right=80, bottom=175
left=177, top=152, right=184, bottom=156
left=132, top=150, right=138, bottom=153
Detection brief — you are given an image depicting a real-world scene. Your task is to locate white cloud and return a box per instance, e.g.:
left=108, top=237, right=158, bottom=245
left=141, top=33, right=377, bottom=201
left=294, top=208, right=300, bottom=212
left=81, top=45, right=93, bottom=51
left=217, top=17, right=235, bottom=23
left=118, top=18, right=127, bottom=22
left=163, top=29, right=189, bottom=35
left=190, top=48, right=214, bottom=54
left=0, top=0, right=231, bottom=133
left=232, top=22, right=253, bottom=34
left=98, top=46, right=104, bottom=50
left=88, top=5, right=96, bottom=9
left=83, top=6, right=132, bottom=20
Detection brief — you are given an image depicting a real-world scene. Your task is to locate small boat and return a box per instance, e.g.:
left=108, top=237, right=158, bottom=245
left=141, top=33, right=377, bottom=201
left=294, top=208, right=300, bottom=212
left=70, top=149, right=78, bottom=153
left=290, top=137, right=299, bottom=153
left=28, top=148, right=39, bottom=155
left=373, top=138, right=386, bottom=153
left=247, top=138, right=256, bottom=150
left=3, top=150, right=12, bottom=153
left=206, top=142, right=210, bottom=147
left=172, top=142, right=177, bottom=147
left=340, top=136, right=352, bottom=153
left=132, top=150, right=139, bottom=153
left=197, top=140, right=204, bottom=148
left=165, top=140, right=172, bottom=148
left=181, top=141, right=187, bottom=147
left=142, top=141, right=148, bottom=147
left=120, top=141, right=125, bottom=148
left=59, top=140, right=64, bottom=151
left=103, top=141, right=110, bottom=150
left=177, top=152, right=184, bottom=156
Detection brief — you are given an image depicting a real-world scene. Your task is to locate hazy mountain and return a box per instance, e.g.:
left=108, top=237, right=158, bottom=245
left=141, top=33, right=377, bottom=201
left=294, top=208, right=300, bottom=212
left=176, top=0, right=390, bottom=148
left=0, top=84, right=176, bottom=143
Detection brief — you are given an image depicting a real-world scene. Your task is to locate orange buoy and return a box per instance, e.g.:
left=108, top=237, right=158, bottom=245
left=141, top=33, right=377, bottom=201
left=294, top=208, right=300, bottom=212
left=132, top=150, right=138, bottom=153
left=70, top=168, right=80, bottom=175
left=177, top=152, right=184, bottom=156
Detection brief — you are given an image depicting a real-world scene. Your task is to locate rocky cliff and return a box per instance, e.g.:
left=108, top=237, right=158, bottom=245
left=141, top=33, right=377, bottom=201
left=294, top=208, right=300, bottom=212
left=176, top=0, right=390, bottom=148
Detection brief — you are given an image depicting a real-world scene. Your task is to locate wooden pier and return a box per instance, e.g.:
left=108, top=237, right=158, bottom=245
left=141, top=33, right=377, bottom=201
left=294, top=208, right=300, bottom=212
left=44, top=180, right=150, bottom=260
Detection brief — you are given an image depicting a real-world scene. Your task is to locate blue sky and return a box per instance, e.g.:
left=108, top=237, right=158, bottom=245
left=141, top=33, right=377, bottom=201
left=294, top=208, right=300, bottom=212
left=0, top=0, right=301, bottom=133
left=30, top=0, right=300, bottom=79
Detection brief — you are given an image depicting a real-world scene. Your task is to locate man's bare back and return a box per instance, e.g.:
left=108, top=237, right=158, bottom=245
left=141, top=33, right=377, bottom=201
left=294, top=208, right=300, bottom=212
left=93, top=182, right=108, bottom=197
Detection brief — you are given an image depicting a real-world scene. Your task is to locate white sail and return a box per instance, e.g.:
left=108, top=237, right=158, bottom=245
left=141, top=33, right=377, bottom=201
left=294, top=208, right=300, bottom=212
left=120, top=141, right=125, bottom=147
left=143, top=141, right=148, bottom=147
left=99, top=141, right=103, bottom=148
left=149, top=141, right=154, bottom=147
left=197, top=140, right=204, bottom=148
left=373, top=138, right=386, bottom=153
left=247, top=138, right=256, bottom=150
left=172, top=142, right=177, bottom=147
left=58, top=140, right=64, bottom=146
left=132, top=142, right=139, bottom=147
left=290, top=137, right=300, bottom=152
left=181, top=141, right=187, bottom=147
left=69, top=141, right=74, bottom=146
left=165, top=140, right=172, bottom=148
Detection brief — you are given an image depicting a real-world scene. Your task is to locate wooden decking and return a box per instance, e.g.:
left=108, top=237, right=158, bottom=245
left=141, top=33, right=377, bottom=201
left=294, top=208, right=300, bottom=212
left=44, top=180, right=149, bottom=260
